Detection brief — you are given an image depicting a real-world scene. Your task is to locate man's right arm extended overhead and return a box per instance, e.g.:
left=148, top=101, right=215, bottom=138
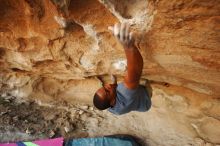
left=109, top=23, right=143, bottom=89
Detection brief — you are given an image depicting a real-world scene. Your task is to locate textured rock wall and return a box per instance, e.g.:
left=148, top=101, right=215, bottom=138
left=0, top=0, right=220, bottom=145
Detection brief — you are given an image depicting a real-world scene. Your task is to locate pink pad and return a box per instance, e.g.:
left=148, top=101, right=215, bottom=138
left=0, top=137, right=64, bottom=146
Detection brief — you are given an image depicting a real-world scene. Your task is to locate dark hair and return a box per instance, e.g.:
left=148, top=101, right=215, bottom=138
left=93, top=93, right=111, bottom=110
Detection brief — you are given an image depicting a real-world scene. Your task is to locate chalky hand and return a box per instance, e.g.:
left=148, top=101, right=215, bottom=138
left=108, top=23, right=134, bottom=49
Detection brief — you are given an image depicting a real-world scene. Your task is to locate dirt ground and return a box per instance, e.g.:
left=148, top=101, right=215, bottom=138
left=0, top=96, right=146, bottom=145
left=1, top=91, right=216, bottom=146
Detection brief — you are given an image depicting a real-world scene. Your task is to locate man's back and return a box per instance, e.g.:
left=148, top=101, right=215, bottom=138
left=108, top=83, right=151, bottom=115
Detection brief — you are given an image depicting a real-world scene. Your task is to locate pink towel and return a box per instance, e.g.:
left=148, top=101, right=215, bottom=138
left=0, top=137, right=64, bottom=146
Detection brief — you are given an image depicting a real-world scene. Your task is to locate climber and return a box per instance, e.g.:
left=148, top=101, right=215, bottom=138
left=93, top=23, right=151, bottom=115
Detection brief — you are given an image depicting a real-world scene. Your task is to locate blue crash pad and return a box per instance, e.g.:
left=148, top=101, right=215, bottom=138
left=65, top=136, right=140, bottom=146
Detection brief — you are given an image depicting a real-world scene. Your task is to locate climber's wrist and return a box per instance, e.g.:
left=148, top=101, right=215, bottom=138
left=124, top=41, right=137, bottom=51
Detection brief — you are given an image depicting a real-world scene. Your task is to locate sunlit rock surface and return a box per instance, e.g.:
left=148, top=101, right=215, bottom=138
left=0, top=0, right=219, bottom=145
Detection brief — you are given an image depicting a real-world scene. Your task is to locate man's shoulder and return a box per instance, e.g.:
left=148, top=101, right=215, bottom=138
left=116, top=82, right=145, bottom=98
left=117, top=82, right=139, bottom=92
left=109, top=83, right=151, bottom=115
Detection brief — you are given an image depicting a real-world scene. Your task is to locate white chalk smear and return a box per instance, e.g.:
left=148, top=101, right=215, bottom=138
left=79, top=56, right=95, bottom=70
left=54, top=16, right=67, bottom=28
left=82, top=24, right=100, bottom=51
left=113, top=59, right=127, bottom=71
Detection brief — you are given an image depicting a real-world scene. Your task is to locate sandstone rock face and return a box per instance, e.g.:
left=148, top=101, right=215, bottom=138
left=0, top=0, right=219, bottom=145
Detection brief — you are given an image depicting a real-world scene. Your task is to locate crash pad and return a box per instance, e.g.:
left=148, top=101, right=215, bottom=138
left=65, top=136, right=140, bottom=146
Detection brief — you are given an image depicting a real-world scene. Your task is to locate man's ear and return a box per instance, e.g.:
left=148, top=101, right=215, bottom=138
left=110, top=74, right=117, bottom=84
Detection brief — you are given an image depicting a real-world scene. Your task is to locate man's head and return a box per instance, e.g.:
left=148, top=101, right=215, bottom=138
left=93, top=84, right=117, bottom=110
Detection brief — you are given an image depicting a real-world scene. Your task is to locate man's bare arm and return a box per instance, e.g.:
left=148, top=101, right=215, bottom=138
left=124, top=44, right=143, bottom=89
left=109, top=23, right=143, bottom=89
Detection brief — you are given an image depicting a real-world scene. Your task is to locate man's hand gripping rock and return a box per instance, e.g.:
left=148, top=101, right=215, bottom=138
left=108, top=23, right=135, bottom=50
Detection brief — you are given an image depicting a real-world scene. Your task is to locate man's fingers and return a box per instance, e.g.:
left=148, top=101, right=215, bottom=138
left=125, top=23, right=130, bottom=42
left=114, top=23, right=120, bottom=38
left=108, top=26, right=113, bottom=32
left=120, top=23, right=126, bottom=41
left=129, top=32, right=133, bottom=41
left=108, top=22, right=134, bottom=47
